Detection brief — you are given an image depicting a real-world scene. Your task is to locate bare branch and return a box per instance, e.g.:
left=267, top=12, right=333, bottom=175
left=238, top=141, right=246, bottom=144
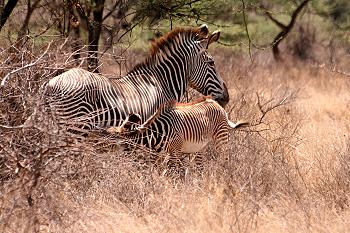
left=264, top=11, right=287, bottom=30
left=265, top=0, right=310, bottom=61
left=252, top=90, right=297, bottom=126
left=241, top=0, right=252, bottom=62
left=17, top=0, right=42, bottom=42
left=102, top=0, right=121, bottom=22
left=0, top=124, right=24, bottom=129
left=1, top=42, right=52, bottom=87
left=0, top=0, right=19, bottom=31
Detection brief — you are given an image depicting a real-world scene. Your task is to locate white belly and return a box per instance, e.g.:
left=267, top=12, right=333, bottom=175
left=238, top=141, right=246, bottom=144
left=181, top=140, right=210, bottom=153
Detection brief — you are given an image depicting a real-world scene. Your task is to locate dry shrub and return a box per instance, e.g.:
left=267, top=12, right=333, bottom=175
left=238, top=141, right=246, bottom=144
left=310, top=142, right=350, bottom=211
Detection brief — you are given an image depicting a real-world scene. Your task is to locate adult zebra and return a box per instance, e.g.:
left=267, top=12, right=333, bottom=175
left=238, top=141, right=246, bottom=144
left=26, top=24, right=229, bottom=132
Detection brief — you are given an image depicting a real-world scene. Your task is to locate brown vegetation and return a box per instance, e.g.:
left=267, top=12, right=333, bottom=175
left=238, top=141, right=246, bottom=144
left=1, top=37, right=350, bottom=233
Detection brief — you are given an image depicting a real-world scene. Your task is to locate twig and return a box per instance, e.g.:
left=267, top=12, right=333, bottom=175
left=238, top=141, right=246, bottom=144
left=1, top=42, right=52, bottom=87
left=0, top=124, right=24, bottom=129
left=102, top=0, right=121, bottom=22
left=252, top=90, right=296, bottom=126
left=241, top=0, right=252, bottom=62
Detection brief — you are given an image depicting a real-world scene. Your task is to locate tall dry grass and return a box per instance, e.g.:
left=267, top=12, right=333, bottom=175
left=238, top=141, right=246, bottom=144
left=1, top=38, right=350, bottom=233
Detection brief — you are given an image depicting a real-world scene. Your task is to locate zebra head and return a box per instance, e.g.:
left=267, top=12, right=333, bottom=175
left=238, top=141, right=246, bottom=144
left=188, top=25, right=229, bottom=107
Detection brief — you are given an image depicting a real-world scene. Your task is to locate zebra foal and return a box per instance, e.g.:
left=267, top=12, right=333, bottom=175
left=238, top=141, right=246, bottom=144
left=106, top=96, right=248, bottom=154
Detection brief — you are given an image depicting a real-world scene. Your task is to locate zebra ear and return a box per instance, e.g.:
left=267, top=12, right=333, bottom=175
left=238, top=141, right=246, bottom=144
left=198, top=24, right=209, bottom=36
left=207, top=30, right=220, bottom=48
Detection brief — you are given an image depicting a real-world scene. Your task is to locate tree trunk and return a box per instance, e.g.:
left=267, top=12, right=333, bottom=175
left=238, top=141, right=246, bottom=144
left=71, top=17, right=81, bottom=64
left=87, top=0, right=105, bottom=72
left=68, top=0, right=105, bottom=72
left=264, top=0, right=309, bottom=61
left=0, top=0, right=19, bottom=32
left=0, top=0, right=4, bottom=13
left=17, top=0, right=41, bottom=43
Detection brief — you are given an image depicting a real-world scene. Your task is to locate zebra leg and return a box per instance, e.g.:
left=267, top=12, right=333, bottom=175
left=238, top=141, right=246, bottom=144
left=165, top=152, right=182, bottom=171
left=163, top=137, right=185, bottom=176
left=213, top=126, right=230, bottom=155
left=185, top=152, right=205, bottom=178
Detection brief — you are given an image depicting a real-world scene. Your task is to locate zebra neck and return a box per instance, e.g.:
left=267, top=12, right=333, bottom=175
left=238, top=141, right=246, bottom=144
left=128, top=54, right=189, bottom=101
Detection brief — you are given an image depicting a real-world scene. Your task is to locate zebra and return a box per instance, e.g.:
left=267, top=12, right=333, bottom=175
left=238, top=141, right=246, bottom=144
left=106, top=96, right=248, bottom=155
left=25, top=24, right=229, bottom=133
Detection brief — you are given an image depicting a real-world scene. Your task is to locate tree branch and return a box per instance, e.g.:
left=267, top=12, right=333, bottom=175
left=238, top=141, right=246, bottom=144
left=102, top=0, right=121, bottom=22
left=264, top=11, right=287, bottom=29
left=253, top=90, right=296, bottom=126
left=17, top=0, right=42, bottom=41
left=1, top=42, right=51, bottom=87
left=267, top=0, right=310, bottom=61
left=0, top=0, right=19, bottom=31
left=241, top=0, right=252, bottom=61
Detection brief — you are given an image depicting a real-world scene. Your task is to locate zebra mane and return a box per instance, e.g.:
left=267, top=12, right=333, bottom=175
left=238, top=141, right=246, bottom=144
left=128, top=26, right=208, bottom=74
left=149, top=27, right=208, bottom=56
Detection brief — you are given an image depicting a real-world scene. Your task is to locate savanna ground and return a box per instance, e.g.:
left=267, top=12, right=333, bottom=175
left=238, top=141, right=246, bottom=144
left=1, top=24, right=350, bottom=233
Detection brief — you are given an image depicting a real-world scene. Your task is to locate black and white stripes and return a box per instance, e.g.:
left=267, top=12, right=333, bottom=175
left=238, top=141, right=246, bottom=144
left=107, top=96, right=247, bottom=154
left=36, top=25, right=229, bottom=132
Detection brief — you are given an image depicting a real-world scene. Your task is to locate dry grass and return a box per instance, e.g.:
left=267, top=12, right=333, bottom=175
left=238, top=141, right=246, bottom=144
left=1, top=39, right=350, bottom=233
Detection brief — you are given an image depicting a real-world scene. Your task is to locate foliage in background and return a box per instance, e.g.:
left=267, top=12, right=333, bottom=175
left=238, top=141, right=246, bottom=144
left=1, top=0, right=349, bottom=67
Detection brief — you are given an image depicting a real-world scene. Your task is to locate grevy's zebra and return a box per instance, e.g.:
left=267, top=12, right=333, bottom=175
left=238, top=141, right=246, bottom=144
left=27, top=25, right=229, bottom=132
left=106, top=96, right=248, bottom=154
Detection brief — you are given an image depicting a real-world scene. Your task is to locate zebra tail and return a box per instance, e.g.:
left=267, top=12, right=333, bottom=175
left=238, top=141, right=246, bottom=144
left=228, top=120, right=249, bottom=129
